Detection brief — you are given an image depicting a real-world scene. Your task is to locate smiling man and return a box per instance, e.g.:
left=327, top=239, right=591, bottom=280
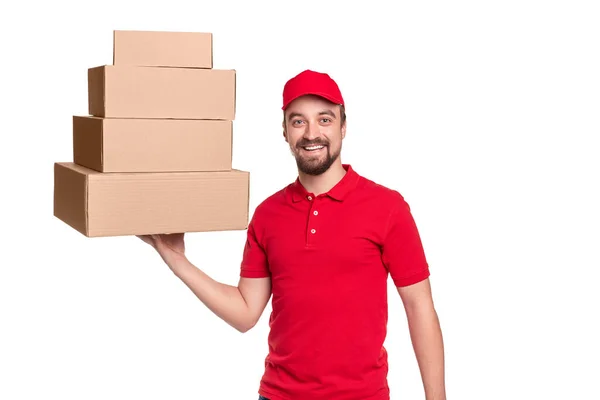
left=139, top=70, right=446, bottom=400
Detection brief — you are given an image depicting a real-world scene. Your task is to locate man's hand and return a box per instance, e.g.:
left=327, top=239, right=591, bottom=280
left=135, top=232, right=271, bottom=333
left=137, top=233, right=186, bottom=269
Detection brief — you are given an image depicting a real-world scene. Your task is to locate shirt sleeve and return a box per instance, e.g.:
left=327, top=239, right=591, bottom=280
left=381, top=194, right=430, bottom=287
left=240, top=213, right=270, bottom=278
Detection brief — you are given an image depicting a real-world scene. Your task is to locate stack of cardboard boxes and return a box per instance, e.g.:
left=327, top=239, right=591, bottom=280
left=54, top=30, right=250, bottom=237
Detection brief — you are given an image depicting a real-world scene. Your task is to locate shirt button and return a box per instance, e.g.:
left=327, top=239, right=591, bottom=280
left=307, top=196, right=312, bottom=201
left=311, top=229, right=316, bottom=234
left=313, top=210, right=318, bottom=216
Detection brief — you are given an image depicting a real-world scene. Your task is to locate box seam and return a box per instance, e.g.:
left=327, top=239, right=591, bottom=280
left=103, top=67, right=107, bottom=116
left=210, top=33, right=213, bottom=68
left=85, top=175, right=90, bottom=236
left=100, top=120, right=105, bottom=171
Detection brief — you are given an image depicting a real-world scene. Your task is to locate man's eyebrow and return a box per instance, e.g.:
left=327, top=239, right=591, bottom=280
left=287, top=112, right=304, bottom=121
left=287, top=110, right=336, bottom=121
left=319, top=109, right=336, bottom=118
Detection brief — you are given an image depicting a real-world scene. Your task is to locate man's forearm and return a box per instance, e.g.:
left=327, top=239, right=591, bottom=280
left=168, top=255, right=253, bottom=332
left=406, top=305, right=446, bottom=400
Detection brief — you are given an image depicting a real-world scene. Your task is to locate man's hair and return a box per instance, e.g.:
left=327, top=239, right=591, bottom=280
left=339, top=105, right=347, bottom=125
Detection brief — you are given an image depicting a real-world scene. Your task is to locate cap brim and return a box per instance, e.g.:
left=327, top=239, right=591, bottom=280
left=282, top=91, right=343, bottom=110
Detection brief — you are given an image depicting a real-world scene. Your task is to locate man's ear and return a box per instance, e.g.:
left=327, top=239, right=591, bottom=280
left=282, top=122, right=288, bottom=143
left=341, top=122, right=347, bottom=139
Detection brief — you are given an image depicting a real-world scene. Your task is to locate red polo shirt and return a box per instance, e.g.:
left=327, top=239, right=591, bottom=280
left=240, top=164, right=430, bottom=400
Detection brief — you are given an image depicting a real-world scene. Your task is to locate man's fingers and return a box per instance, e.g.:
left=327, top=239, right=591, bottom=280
left=136, top=235, right=155, bottom=247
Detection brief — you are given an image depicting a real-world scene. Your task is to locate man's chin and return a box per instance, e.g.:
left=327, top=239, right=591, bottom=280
left=296, top=158, right=332, bottom=176
left=299, top=166, right=328, bottom=176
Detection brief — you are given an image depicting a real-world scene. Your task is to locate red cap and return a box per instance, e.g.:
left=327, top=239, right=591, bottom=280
left=282, top=69, right=344, bottom=110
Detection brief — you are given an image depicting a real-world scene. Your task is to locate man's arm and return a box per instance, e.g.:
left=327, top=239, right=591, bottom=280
left=397, top=278, right=446, bottom=400
left=171, top=255, right=272, bottom=333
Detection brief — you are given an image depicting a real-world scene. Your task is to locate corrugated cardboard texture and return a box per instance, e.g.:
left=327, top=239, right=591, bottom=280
left=113, top=30, right=213, bottom=68
left=54, top=163, right=88, bottom=235
left=73, top=117, right=232, bottom=172
left=73, top=116, right=104, bottom=171
left=54, top=162, right=250, bottom=237
left=87, top=67, right=105, bottom=117
left=88, top=66, right=236, bottom=120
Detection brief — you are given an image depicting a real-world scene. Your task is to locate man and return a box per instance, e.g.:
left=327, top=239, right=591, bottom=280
left=138, top=70, right=446, bottom=400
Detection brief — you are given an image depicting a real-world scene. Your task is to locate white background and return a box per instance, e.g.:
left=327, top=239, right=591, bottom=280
left=1, top=0, right=599, bottom=399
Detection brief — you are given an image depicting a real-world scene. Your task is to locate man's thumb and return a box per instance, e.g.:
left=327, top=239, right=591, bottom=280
left=151, top=234, right=163, bottom=249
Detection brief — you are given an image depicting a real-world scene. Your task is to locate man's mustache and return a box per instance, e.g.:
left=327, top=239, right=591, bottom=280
left=297, top=139, right=329, bottom=147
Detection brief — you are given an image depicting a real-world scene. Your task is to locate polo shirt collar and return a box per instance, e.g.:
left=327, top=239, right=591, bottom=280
left=290, top=164, right=359, bottom=203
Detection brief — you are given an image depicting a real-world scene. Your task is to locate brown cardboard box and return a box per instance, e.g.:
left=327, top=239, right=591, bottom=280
left=113, top=30, right=212, bottom=68
left=73, top=116, right=232, bottom=173
left=88, top=65, right=235, bottom=120
left=53, top=162, right=249, bottom=237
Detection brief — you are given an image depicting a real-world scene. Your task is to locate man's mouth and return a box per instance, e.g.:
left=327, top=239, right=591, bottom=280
left=303, top=145, right=325, bottom=151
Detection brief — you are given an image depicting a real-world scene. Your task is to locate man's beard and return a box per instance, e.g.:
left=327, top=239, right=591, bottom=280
left=292, top=139, right=341, bottom=176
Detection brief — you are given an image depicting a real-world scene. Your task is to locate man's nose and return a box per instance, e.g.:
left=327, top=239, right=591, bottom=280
left=303, top=122, right=320, bottom=140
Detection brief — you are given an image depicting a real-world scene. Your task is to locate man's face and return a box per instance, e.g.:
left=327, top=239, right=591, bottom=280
left=283, top=95, right=346, bottom=176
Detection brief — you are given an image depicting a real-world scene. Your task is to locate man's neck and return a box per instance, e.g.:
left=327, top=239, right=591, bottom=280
left=298, top=161, right=347, bottom=196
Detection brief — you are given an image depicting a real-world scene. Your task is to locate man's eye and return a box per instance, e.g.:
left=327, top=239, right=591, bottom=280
left=293, top=120, right=303, bottom=125
left=321, top=118, right=331, bottom=123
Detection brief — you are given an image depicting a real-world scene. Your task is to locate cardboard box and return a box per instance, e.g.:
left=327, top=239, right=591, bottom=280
left=53, top=162, right=249, bottom=237
left=88, top=65, right=235, bottom=120
left=73, top=116, right=232, bottom=173
left=113, top=30, right=212, bottom=68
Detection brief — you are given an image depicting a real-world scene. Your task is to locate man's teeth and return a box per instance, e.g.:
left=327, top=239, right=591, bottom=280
left=304, top=145, right=324, bottom=151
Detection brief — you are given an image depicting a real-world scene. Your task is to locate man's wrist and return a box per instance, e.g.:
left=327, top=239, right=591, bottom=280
left=166, top=253, right=189, bottom=274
